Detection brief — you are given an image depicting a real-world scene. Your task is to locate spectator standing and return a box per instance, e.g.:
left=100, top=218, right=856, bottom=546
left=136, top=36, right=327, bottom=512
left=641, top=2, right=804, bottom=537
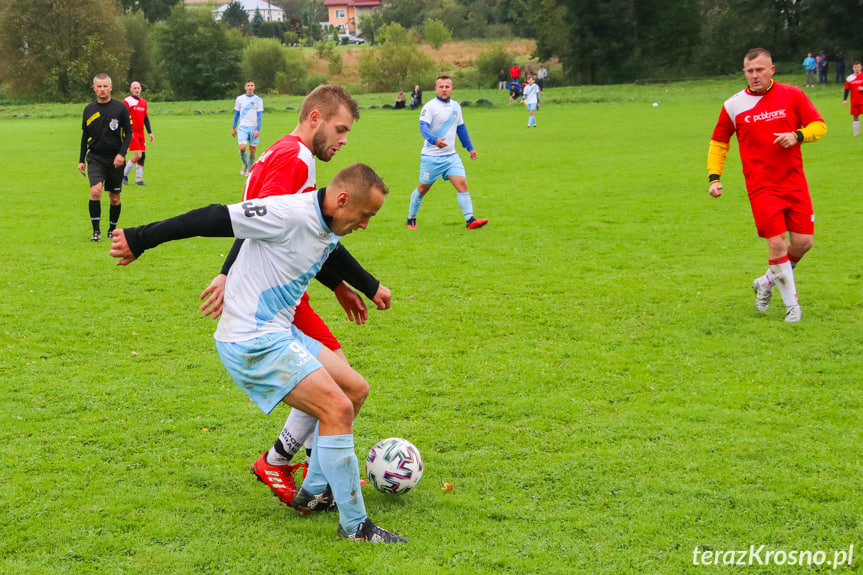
left=537, top=65, right=548, bottom=91
left=817, top=52, right=828, bottom=84
left=498, top=69, right=507, bottom=90
left=803, top=53, right=816, bottom=87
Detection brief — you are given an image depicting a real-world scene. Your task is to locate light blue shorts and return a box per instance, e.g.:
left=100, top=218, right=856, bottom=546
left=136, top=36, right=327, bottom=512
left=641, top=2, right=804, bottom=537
left=526, top=103, right=538, bottom=112
left=216, top=326, right=323, bottom=415
left=419, top=154, right=466, bottom=185
left=237, top=125, right=259, bottom=145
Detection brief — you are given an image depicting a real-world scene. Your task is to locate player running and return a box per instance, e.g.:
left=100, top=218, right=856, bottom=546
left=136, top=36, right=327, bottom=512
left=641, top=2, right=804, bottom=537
left=232, top=81, right=263, bottom=176
left=405, top=75, right=489, bottom=230
left=843, top=61, right=863, bottom=136
left=707, top=48, right=826, bottom=323
left=122, top=81, right=154, bottom=186
left=109, top=164, right=407, bottom=543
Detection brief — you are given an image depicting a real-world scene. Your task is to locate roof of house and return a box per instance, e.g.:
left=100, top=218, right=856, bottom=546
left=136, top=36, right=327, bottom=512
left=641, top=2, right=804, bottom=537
left=213, top=0, right=284, bottom=13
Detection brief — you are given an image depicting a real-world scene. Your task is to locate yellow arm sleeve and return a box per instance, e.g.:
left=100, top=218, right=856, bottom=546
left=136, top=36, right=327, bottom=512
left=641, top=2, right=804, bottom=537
left=798, top=120, right=827, bottom=144
left=707, top=140, right=730, bottom=179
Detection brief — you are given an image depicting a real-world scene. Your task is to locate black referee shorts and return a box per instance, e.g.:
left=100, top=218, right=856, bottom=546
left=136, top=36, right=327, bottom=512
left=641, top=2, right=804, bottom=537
left=86, top=154, right=124, bottom=193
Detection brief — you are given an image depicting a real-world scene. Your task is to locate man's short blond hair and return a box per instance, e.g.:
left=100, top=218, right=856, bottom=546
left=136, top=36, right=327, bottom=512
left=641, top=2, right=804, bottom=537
left=300, top=85, right=360, bottom=122
left=330, top=163, right=388, bottom=203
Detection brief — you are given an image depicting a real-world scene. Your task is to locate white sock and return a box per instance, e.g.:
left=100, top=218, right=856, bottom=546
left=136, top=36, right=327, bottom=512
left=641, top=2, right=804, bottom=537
left=123, top=160, right=134, bottom=177
left=854, top=121, right=860, bottom=136
left=266, top=409, right=318, bottom=465
left=136, top=164, right=144, bottom=182
left=770, top=261, right=799, bottom=308
left=757, top=268, right=775, bottom=289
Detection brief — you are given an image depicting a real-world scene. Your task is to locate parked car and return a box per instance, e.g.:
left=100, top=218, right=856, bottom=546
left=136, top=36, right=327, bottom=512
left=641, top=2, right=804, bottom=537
left=338, top=34, right=365, bottom=45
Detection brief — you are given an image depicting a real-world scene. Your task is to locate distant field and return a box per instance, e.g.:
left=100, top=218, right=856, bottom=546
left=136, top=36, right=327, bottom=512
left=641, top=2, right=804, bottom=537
left=1, top=81, right=861, bottom=574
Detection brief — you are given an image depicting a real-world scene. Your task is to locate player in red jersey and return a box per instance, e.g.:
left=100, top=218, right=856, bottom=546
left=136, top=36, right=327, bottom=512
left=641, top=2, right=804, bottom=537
left=843, top=61, right=863, bottom=136
left=122, top=82, right=154, bottom=186
left=199, top=85, right=391, bottom=507
left=707, top=48, right=827, bottom=323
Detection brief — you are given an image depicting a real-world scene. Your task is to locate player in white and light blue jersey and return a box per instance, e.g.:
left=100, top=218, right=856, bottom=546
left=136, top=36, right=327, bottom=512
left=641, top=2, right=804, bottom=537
left=232, top=81, right=264, bottom=176
left=406, top=75, right=488, bottom=230
left=521, top=75, right=541, bottom=127
left=109, top=164, right=407, bottom=544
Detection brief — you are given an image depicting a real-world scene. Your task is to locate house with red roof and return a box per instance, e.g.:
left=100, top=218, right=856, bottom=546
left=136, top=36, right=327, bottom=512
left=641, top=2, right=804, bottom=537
left=323, top=0, right=381, bottom=35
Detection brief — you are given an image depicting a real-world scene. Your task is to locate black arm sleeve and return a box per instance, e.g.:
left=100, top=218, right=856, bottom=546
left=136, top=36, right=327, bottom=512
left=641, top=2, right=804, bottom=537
left=120, top=108, right=133, bottom=156
left=124, top=204, right=234, bottom=258
left=144, top=116, right=152, bottom=134
left=315, top=243, right=380, bottom=300
left=845, top=89, right=850, bottom=100
left=79, top=130, right=89, bottom=163
left=220, top=238, right=245, bottom=275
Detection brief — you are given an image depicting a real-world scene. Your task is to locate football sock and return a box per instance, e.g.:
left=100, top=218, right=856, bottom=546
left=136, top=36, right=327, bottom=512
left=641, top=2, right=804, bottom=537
left=249, top=154, right=256, bottom=166
left=854, top=121, right=860, bottom=136
left=136, top=163, right=144, bottom=183
left=267, top=409, right=317, bottom=465
left=89, top=200, right=101, bottom=232
left=769, top=257, right=798, bottom=308
left=310, top=430, right=367, bottom=534
left=456, top=191, right=474, bottom=221
left=108, top=203, right=121, bottom=231
left=240, top=150, right=248, bottom=169
left=757, top=268, right=775, bottom=288
left=408, top=189, right=425, bottom=218
left=123, top=160, right=135, bottom=178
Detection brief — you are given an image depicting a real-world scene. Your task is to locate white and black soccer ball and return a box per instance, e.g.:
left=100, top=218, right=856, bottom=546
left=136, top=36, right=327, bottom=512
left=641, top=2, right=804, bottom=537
left=366, top=437, right=424, bottom=494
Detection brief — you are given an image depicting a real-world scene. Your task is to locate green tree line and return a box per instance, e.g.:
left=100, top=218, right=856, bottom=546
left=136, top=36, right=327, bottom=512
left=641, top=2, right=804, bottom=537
left=2, top=0, right=863, bottom=102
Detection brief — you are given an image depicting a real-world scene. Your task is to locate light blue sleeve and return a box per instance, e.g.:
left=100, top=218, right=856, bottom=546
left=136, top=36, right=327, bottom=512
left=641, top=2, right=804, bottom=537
left=232, top=110, right=240, bottom=128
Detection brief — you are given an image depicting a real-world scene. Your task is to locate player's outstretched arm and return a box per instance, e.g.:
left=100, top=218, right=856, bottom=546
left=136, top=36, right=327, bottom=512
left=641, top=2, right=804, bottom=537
left=111, top=204, right=235, bottom=265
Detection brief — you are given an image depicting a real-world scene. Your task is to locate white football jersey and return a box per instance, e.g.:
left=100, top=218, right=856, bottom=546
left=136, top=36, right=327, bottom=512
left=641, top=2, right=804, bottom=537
left=234, top=94, right=263, bottom=128
left=419, top=97, right=465, bottom=157
left=214, top=192, right=339, bottom=343
left=523, top=83, right=540, bottom=105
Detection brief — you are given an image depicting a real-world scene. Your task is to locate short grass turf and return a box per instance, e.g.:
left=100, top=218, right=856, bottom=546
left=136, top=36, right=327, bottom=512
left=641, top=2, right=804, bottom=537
left=0, top=79, right=861, bottom=574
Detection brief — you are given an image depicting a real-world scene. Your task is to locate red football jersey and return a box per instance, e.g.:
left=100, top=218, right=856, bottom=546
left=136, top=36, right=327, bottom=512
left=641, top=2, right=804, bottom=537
left=711, top=81, right=822, bottom=196
left=844, top=73, right=863, bottom=107
left=123, top=95, right=148, bottom=136
left=242, top=135, right=316, bottom=201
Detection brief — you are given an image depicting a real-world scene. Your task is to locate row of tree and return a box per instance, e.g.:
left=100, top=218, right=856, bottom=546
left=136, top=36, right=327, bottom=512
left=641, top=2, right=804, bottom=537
left=3, top=0, right=863, bottom=102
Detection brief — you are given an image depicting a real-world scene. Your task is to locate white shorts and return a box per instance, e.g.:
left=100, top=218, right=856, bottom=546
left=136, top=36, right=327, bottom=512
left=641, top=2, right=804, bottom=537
left=216, top=326, right=323, bottom=415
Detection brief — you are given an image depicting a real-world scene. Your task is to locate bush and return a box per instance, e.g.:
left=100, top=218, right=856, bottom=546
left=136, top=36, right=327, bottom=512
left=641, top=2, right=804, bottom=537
left=242, top=38, right=306, bottom=94
left=475, top=44, right=515, bottom=88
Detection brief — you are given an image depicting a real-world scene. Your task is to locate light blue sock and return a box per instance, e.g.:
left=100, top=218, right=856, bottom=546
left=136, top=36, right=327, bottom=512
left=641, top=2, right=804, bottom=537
left=456, top=191, right=474, bottom=220
left=316, top=433, right=367, bottom=534
left=409, top=189, right=425, bottom=219
left=239, top=150, right=248, bottom=169
left=301, top=423, right=329, bottom=494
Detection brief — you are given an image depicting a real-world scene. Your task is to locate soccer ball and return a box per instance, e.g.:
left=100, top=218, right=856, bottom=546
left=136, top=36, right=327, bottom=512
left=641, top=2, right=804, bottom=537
left=365, top=437, right=424, bottom=494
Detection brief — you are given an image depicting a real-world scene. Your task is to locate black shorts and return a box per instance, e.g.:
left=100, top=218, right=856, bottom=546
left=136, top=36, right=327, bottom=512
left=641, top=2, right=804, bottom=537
left=87, top=154, right=124, bottom=193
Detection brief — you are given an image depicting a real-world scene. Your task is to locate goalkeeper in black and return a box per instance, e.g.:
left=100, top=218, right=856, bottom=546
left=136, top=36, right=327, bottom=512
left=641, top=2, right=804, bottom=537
left=78, top=73, right=132, bottom=242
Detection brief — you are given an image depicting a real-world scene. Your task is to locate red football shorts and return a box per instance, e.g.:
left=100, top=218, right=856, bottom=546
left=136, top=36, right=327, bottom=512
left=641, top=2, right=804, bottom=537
left=129, top=132, right=147, bottom=152
left=293, top=292, right=341, bottom=351
left=851, top=102, right=863, bottom=116
left=749, top=188, right=814, bottom=238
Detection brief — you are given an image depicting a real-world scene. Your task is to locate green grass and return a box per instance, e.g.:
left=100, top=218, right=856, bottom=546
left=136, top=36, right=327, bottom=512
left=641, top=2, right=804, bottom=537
left=1, top=80, right=861, bottom=574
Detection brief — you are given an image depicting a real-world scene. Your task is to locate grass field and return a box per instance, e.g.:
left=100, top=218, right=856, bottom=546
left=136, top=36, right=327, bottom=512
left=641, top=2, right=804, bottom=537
left=1, top=78, right=861, bottom=574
